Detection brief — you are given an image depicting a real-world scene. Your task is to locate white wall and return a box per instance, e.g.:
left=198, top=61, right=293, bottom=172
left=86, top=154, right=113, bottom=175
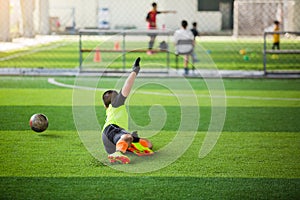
left=197, top=12, right=222, bottom=32
left=161, top=0, right=198, bottom=30
left=48, top=0, right=214, bottom=31
left=0, top=0, right=11, bottom=41
left=285, top=0, right=300, bottom=31
left=49, top=0, right=98, bottom=28
left=98, top=0, right=180, bottom=30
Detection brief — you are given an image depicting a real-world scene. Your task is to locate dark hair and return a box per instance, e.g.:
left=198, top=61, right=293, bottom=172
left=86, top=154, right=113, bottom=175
left=192, top=22, right=197, bottom=27
left=274, top=20, right=280, bottom=25
left=152, top=2, right=157, bottom=7
left=181, top=20, right=188, bottom=29
left=102, top=90, right=118, bottom=108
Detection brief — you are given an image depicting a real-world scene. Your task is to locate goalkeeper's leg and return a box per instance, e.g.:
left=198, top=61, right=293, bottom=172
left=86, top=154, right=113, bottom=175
left=128, top=138, right=154, bottom=156
left=108, top=134, right=133, bottom=164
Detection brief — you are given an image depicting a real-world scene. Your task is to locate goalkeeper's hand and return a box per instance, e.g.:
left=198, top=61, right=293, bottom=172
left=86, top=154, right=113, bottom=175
left=132, top=57, right=141, bottom=75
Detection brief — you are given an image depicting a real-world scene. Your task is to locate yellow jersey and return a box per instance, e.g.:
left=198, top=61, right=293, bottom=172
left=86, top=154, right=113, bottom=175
left=102, top=104, right=128, bottom=132
left=273, top=26, right=280, bottom=43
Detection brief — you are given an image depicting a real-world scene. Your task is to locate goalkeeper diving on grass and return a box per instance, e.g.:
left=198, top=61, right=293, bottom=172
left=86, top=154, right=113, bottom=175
left=101, top=57, right=154, bottom=164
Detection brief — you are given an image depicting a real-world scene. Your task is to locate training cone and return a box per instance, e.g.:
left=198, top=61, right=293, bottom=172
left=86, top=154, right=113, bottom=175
left=93, top=48, right=101, bottom=62
left=114, top=41, right=120, bottom=50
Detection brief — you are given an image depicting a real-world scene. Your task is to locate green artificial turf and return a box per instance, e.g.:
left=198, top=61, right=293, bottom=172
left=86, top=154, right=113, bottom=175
left=0, top=38, right=299, bottom=71
left=0, top=77, right=299, bottom=199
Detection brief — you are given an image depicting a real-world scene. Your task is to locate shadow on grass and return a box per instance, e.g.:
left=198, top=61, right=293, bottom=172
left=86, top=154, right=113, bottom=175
left=0, top=176, right=299, bottom=199
left=37, top=133, right=64, bottom=138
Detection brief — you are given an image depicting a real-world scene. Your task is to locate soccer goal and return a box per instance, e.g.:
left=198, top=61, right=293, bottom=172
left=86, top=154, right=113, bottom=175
left=263, top=31, right=300, bottom=75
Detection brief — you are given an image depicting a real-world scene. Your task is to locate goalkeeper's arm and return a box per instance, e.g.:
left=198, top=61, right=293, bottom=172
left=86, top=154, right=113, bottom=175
left=121, top=57, right=140, bottom=98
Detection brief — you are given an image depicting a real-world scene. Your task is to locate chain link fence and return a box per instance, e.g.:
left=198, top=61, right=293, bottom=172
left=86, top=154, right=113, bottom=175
left=0, top=0, right=299, bottom=72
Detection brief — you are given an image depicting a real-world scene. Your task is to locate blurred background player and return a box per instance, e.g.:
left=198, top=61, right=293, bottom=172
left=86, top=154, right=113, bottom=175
left=101, top=57, right=153, bottom=164
left=146, top=2, right=176, bottom=55
left=190, top=22, right=200, bottom=63
left=190, top=22, right=200, bottom=40
left=272, top=20, right=280, bottom=50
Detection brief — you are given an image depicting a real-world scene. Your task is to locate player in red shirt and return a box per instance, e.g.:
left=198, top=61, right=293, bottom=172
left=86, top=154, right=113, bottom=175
left=146, top=2, right=176, bottom=54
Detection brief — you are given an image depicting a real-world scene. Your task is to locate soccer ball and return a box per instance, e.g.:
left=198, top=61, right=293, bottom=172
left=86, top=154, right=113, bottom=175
left=29, top=114, right=48, bottom=132
left=239, top=49, right=246, bottom=55
left=271, top=54, right=279, bottom=60
left=243, top=55, right=250, bottom=61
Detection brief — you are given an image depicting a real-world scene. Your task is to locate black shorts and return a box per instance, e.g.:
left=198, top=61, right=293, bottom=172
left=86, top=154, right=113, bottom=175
left=147, top=33, right=157, bottom=37
left=102, top=124, right=140, bottom=154
left=103, top=124, right=128, bottom=145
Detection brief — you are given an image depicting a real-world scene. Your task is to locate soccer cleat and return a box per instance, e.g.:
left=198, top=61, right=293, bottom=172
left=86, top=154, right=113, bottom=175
left=108, top=151, right=130, bottom=164
left=128, top=142, right=154, bottom=156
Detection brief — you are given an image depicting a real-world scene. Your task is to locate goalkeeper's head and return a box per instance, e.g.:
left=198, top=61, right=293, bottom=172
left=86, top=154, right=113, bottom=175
left=102, top=90, right=118, bottom=108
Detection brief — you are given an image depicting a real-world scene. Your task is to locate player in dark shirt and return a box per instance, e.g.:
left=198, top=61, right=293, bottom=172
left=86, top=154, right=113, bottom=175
left=190, top=22, right=200, bottom=39
left=190, top=22, right=200, bottom=63
left=146, top=2, right=176, bottom=54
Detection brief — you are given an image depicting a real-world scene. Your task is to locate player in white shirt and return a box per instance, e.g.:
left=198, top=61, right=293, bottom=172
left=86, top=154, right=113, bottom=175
left=174, top=20, right=195, bottom=75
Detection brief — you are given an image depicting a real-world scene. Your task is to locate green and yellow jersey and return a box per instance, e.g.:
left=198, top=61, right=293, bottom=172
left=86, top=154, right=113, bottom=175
left=102, top=92, right=128, bottom=132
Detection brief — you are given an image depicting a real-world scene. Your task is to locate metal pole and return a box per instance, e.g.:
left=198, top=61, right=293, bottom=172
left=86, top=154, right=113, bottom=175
left=263, top=32, right=267, bottom=75
left=79, top=32, right=82, bottom=70
left=167, top=32, right=170, bottom=73
left=122, top=32, right=126, bottom=71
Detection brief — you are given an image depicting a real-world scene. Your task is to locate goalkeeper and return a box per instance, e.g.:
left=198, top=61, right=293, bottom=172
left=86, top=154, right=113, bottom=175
left=101, top=57, right=153, bottom=164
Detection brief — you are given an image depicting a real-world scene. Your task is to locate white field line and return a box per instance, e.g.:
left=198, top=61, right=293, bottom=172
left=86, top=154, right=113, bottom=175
left=48, top=78, right=300, bottom=101
left=48, top=78, right=106, bottom=91
left=0, top=43, right=67, bottom=61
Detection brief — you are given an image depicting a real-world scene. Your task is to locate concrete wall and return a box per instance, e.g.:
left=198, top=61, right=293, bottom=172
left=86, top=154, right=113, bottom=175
left=3, top=0, right=297, bottom=38
left=48, top=0, right=222, bottom=32
left=0, top=0, right=11, bottom=41
left=49, top=0, right=97, bottom=29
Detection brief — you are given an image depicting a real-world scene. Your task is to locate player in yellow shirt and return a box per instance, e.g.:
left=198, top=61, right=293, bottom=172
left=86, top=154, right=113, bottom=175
left=272, top=20, right=280, bottom=50
left=102, top=57, right=153, bottom=164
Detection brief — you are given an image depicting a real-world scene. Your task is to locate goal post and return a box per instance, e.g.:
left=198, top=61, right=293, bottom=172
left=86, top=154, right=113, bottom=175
left=263, top=31, right=300, bottom=75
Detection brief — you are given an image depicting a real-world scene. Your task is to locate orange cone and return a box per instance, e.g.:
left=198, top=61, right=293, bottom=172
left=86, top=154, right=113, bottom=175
left=94, top=47, right=101, bottom=62
left=114, top=41, right=120, bottom=51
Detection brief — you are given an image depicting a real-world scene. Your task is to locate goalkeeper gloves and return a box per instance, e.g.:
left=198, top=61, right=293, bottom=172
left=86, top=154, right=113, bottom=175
left=132, top=57, right=141, bottom=75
